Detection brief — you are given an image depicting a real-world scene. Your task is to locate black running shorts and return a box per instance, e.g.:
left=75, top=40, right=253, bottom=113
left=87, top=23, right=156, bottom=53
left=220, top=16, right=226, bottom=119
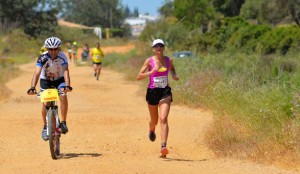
left=146, top=86, right=173, bottom=105
left=93, top=62, right=102, bottom=65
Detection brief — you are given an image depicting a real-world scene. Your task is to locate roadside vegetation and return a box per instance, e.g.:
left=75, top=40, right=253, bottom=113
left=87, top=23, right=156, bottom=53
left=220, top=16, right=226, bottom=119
left=105, top=3, right=300, bottom=168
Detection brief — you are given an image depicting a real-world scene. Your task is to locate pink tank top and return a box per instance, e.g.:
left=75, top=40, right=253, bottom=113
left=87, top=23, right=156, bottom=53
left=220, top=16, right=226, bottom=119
left=148, top=56, right=170, bottom=89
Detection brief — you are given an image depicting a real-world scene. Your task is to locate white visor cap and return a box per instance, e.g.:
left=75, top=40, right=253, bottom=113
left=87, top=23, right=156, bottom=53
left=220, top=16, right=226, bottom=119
left=152, top=39, right=165, bottom=47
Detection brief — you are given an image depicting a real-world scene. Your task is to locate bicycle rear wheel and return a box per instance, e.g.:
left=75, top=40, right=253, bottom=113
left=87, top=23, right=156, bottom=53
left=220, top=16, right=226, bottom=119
left=47, top=108, right=60, bottom=159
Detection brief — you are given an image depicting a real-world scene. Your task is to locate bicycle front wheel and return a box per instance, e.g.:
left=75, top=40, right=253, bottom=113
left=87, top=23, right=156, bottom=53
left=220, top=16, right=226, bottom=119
left=47, top=108, right=60, bottom=160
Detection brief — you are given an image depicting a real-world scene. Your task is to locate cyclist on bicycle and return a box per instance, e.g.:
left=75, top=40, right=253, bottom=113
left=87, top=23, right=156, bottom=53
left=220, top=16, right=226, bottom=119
left=27, top=37, right=72, bottom=141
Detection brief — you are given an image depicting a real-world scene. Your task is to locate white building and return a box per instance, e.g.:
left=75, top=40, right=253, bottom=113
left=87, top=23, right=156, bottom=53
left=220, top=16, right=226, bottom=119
left=124, top=14, right=159, bottom=37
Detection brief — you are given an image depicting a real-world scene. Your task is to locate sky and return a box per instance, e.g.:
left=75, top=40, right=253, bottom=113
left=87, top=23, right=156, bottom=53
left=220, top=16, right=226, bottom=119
left=121, top=0, right=165, bottom=16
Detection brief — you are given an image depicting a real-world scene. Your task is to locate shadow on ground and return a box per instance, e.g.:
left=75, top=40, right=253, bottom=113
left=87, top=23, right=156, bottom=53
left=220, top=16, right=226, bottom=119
left=61, top=153, right=102, bottom=159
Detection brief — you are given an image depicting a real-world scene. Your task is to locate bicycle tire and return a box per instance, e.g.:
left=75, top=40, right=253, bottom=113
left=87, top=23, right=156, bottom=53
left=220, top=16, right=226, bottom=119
left=53, top=108, right=60, bottom=157
left=47, top=108, right=60, bottom=159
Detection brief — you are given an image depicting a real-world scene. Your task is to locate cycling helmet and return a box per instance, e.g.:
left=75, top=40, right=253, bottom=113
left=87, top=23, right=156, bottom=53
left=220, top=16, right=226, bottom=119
left=44, top=37, right=62, bottom=48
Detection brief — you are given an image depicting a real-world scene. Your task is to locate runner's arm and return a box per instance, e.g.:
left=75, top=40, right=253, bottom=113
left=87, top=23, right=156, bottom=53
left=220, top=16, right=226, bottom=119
left=100, top=48, right=104, bottom=57
left=169, top=58, right=179, bottom=81
left=137, top=58, right=158, bottom=80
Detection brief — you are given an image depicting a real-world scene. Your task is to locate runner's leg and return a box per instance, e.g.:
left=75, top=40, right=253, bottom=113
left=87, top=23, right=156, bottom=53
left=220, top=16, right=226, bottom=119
left=147, top=104, right=159, bottom=132
left=93, top=64, right=97, bottom=77
left=158, top=96, right=171, bottom=144
left=97, top=64, right=102, bottom=79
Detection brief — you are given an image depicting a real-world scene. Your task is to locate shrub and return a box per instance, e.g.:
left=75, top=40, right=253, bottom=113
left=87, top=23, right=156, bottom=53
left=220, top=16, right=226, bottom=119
left=256, top=26, right=300, bottom=55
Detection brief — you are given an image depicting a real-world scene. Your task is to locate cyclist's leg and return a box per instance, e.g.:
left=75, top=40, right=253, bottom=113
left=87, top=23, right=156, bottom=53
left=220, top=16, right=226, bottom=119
left=58, top=82, right=68, bottom=134
left=42, top=104, right=47, bottom=126
left=40, top=84, right=48, bottom=126
left=59, top=95, right=68, bottom=122
left=57, top=82, right=68, bottom=123
left=40, top=81, right=51, bottom=140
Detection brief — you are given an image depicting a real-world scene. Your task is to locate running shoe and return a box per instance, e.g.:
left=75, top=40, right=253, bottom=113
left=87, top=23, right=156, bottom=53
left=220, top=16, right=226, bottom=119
left=42, top=125, right=48, bottom=141
left=149, top=131, right=156, bottom=142
left=94, top=73, right=96, bottom=77
left=159, top=146, right=169, bottom=158
left=60, top=121, right=68, bottom=134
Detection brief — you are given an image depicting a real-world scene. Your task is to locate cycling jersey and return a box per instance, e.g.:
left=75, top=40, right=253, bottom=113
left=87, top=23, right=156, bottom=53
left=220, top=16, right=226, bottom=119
left=148, top=56, right=170, bottom=89
left=36, top=51, right=68, bottom=81
left=91, top=47, right=104, bottom=63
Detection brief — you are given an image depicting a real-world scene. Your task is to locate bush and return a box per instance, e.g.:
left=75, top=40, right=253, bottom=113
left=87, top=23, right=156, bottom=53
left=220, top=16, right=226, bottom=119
left=213, top=17, right=249, bottom=52
left=228, top=24, right=271, bottom=52
left=256, top=26, right=300, bottom=55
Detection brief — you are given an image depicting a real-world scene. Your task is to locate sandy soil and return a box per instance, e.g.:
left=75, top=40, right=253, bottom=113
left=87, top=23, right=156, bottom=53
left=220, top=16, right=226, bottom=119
left=0, top=45, right=298, bottom=174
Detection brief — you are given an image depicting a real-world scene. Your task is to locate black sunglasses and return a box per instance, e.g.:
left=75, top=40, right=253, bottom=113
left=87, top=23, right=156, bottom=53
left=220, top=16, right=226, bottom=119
left=153, top=44, right=164, bottom=48
left=48, top=48, right=59, bottom=51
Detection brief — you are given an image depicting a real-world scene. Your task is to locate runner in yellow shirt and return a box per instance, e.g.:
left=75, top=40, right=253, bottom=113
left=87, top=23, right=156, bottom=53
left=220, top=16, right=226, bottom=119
left=72, top=41, right=78, bottom=62
left=91, top=42, right=104, bottom=80
left=40, top=45, right=47, bottom=54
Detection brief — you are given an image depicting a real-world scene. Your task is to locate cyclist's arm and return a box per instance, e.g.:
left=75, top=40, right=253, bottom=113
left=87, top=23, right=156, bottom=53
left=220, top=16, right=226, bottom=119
left=31, top=66, right=42, bottom=88
left=63, top=65, right=71, bottom=88
left=61, top=64, right=72, bottom=92
left=137, top=58, right=157, bottom=80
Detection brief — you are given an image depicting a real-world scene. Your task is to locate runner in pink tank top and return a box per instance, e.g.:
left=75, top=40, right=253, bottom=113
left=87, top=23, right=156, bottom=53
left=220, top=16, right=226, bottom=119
left=137, top=39, right=179, bottom=158
left=148, top=56, right=170, bottom=89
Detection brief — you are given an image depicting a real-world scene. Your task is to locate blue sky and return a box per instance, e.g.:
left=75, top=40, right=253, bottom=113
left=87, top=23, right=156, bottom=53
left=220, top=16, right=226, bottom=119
left=121, top=0, right=165, bottom=16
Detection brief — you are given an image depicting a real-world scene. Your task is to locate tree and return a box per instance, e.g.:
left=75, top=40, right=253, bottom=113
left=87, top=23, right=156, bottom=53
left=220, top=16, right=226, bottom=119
left=124, top=5, right=131, bottom=17
left=173, top=0, right=215, bottom=31
left=133, top=7, right=139, bottom=17
left=260, top=0, right=288, bottom=25
left=159, top=0, right=174, bottom=17
left=240, top=0, right=290, bottom=26
left=0, top=0, right=58, bottom=37
left=288, top=0, right=300, bottom=26
left=212, top=0, right=245, bottom=17
left=239, top=0, right=263, bottom=20
left=60, top=0, right=124, bottom=28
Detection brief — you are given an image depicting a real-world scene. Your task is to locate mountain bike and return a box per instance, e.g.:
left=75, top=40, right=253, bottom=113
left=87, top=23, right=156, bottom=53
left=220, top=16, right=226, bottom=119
left=39, top=89, right=64, bottom=160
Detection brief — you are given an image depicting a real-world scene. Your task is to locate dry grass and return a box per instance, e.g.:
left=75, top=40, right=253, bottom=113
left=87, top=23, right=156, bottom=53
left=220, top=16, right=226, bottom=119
left=0, top=59, right=20, bottom=101
left=205, top=115, right=300, bottom=169
left=0, top=84, right=10, bottom=101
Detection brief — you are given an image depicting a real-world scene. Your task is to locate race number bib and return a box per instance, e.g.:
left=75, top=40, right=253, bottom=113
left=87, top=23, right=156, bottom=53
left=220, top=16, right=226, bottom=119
left=96, top=55, right=100, bottom=59
left=40, top=89, right=59, bottom=103
left=154, top=76, right=167, bottom=88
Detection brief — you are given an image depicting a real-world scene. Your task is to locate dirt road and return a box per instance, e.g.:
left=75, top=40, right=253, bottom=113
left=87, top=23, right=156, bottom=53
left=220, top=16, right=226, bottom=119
left=0, top=45, right=298, bottom=174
